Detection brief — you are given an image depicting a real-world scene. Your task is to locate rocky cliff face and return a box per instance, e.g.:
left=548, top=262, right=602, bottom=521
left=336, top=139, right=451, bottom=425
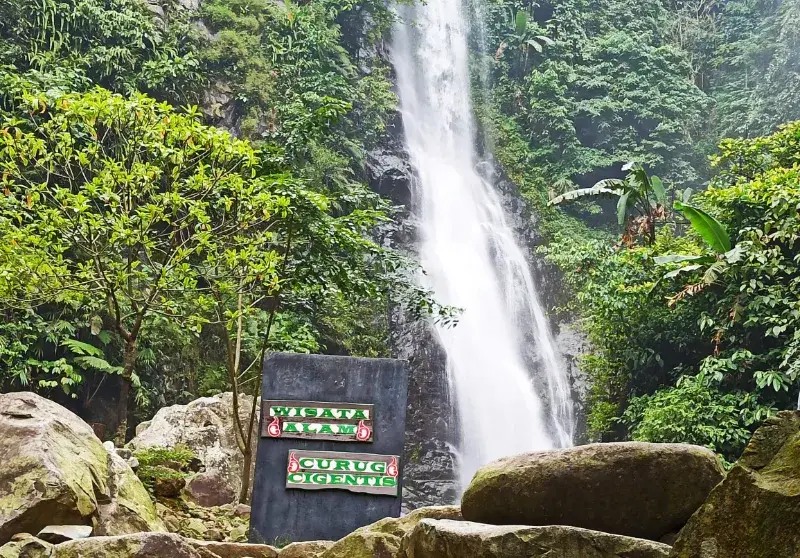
left=366, top=106, right=589, bottom=509
left=366, top=110, right=460, bottom=511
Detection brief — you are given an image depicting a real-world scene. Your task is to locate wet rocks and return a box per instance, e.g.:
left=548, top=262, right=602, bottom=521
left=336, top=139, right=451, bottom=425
left=461, top=442, right=724, bottom=541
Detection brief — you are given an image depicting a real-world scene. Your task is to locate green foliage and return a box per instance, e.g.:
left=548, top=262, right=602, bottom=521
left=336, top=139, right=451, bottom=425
left=542, top=227, right=707, bottom=437
left=546, top=121, right=800, bottom=456
left=621, top=376, right=771, bottom=463
left=550, top=163, right=668, bottom=244
left=711, top=0, right=800, bottom=138
left=0, top=0, right=201, bottom=100
left=134, top=444, right=197, bottom=491
left=672, top=201, right=731, bottom=254
left=476, top=0, right=712, bottom=213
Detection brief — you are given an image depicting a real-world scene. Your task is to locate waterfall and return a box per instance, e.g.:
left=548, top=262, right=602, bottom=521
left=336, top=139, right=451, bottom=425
left=392, top=0, right=574, bottom=490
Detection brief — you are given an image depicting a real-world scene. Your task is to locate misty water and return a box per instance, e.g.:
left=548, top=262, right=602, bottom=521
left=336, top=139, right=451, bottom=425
left=392, top=0, right=575, bottom=490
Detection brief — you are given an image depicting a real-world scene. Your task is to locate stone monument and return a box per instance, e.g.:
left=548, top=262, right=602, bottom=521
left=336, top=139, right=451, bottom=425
left=249, top=352, right=409, bottom=544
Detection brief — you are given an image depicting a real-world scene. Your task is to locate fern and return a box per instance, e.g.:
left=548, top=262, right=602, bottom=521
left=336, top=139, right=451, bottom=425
left=61, top=338, right=104, bottom=357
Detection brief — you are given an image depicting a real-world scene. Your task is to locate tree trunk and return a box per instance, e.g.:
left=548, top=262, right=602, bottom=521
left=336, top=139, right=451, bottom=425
left=114, top=341, right=137, bottom=446
left=238, top=386, right=261, bottom=503
left=239, top=447, right=253, bottom=504
left=114, top=379, right=130, bottom=446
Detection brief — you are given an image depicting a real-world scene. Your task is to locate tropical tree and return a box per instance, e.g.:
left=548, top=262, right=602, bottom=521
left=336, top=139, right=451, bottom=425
left=0, top=88, right=290, bottom=443
left=549, top=163, right=667, bottom=245
left=495, top=9, right=554, bottom=77
left=652, top=190, right=734, bottom=301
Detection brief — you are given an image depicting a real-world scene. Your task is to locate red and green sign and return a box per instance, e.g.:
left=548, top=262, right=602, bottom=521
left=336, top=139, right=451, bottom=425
left=262, top=400, right=374, bottom=442
left=285, top=450, right=399, bottom=496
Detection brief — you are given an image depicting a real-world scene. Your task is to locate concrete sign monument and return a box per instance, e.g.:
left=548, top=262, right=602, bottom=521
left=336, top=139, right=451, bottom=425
left=250, top=352, right=409, bottom=544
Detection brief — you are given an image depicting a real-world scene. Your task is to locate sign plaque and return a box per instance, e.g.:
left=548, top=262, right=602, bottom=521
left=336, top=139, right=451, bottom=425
left=285, top=450, right=399, bottom=496
left=262, top=400, right=374, bottom=442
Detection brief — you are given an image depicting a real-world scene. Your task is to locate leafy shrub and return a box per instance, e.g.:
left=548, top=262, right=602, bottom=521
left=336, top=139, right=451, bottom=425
left=134, top=445, right=198, bottom=492
left=621, top=376, right=772, bottom=463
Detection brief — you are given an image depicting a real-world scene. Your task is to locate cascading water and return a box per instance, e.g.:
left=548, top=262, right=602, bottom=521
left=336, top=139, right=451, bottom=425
left=392, top=0, right=574, bottom=490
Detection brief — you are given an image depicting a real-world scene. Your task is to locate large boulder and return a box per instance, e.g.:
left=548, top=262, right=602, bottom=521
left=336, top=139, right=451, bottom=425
left=187, top=540, right=277, bottom=558
left=461, top=442, right=724, bottom=541
left=671, top=411, right=800, bottom=557
left=0, top=392, right=164, bottom=545
left=277, top=541, right=333, bottom=558
left=52, top=533, right=202, bottom=557
left=320, top=507, right=460, bottom=558
left=0, top=534, right=52, bottom=558
left=402, top=519, right=671, bottom=558
left=129, top=393, right=256, bottom=505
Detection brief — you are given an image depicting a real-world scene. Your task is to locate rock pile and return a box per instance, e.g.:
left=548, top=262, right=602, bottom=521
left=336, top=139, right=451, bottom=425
left=1, top=391, right=797, bottom=558
left=129, top=393, right=257, bottom=506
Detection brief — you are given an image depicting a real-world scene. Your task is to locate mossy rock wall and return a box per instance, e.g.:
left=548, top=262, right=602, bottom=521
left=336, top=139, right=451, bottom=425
left=670, top=411, right=800, bottom=558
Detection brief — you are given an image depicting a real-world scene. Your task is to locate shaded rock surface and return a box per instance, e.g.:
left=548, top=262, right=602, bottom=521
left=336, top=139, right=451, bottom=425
left=277, top=541, right=333, bottom=558
left=0, top=534, right=52, bottom=558
left=670, top=411, right=800, bottom=558
left=188, top=540, right=277, bottom=558
left=462, top=442, right=724, bottom=541
left=129, top=393, right=257, bottom=505
left=0, top=392, right=164, bottom=545
left=35, top=526, right=91, bottom=544
left=402, top=519, right=671, bottom=558
left=321, top=531, right=400, bottom=558
left=0, top=533, right=279, bottom=558
left=51, top=533, right=202, bottom=557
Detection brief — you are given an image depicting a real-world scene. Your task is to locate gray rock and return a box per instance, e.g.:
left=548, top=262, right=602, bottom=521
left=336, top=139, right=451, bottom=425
left=143, top=1, right=165, bottom=21
left=277, top=541, right=333, bottom=558
left=232, top=504, right=250, bottom=518
left=93, top=449, right=165, bottom=537
left=115, top=448, right=132, bottom=460
left=0, top=534, right=52, bottom=558
left=670, top=411, right=800, bottom=558
left=461, top=442, right=724, bottom=541
left=103, top=441, right=115, bottom=452
left=317, top=506, right=461, bottom=558
left=0, top=392, right=164, bottom=545
left=126, top=457, right=140, bottom=471
left=129, top=393, right=257, bottom=504
left=187, top=540, right=277, bottom=558
left=52, top=533, right=201, bottom=558
left=36, top=525, right=92, bottom=544
left=183, top=471, right=236, bottom=508
left=402, top=519, right=672, bottom=558
left=135, top=421, right=152, bottom=437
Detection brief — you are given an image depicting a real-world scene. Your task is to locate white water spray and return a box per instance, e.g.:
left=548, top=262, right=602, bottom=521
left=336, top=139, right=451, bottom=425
left=392, top=0, right=574, bottom=489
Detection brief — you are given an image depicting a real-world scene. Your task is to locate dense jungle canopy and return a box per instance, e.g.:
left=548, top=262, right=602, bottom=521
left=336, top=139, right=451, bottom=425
left=0, top=0, right=799, bottom=463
